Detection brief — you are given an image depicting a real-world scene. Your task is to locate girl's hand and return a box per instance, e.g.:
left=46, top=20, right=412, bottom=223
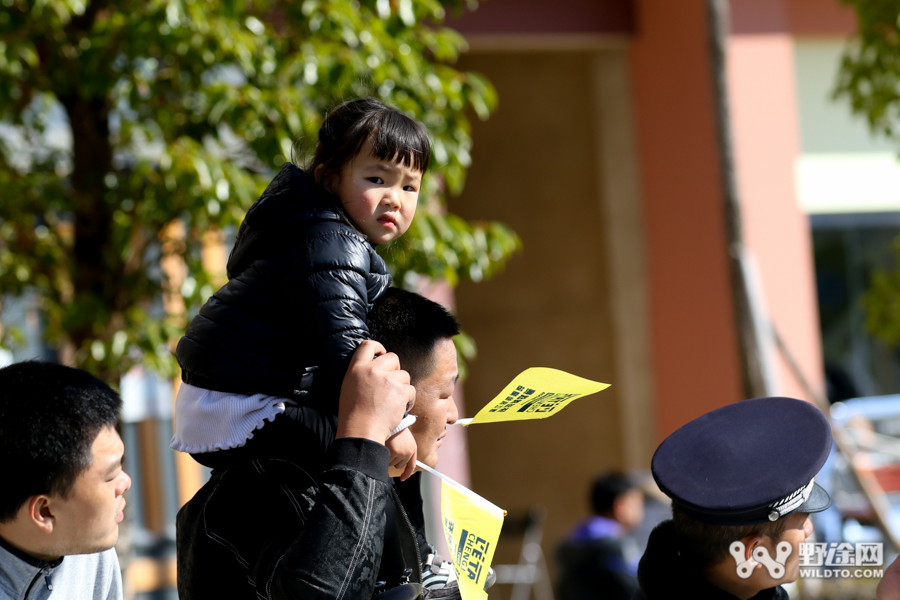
left=386, top=428, right=418, bottom=481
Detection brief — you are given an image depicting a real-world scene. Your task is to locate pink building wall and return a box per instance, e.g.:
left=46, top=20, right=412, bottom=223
left=728, top=0, right=825, bottom=402
left=449, top=0, right=633, bottom=35
left=787, top=0, right=855, bottom=35
left=451, top=0, right=838, bottom=439
left=630, top=0, right=745, bottom=439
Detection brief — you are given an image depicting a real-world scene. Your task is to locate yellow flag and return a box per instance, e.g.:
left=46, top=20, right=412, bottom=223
left=465, top=367, right=610, bottom=425
left=441, top=482, right=505, bottom=600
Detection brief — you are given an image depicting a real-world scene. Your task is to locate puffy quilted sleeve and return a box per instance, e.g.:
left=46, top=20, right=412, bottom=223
left=292, top=225, right=388, bottom=395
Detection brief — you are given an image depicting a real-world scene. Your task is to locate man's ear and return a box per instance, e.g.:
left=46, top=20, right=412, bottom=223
left=741, top=534, right=762, bottom=562
left=27, top=495, right=55, bottom=534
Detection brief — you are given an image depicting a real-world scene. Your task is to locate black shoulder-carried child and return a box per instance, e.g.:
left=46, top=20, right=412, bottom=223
left=170, top=98, right=430, bottom=477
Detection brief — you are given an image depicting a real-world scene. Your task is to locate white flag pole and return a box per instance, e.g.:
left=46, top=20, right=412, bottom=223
left=416, top=461, right=505, bottom=514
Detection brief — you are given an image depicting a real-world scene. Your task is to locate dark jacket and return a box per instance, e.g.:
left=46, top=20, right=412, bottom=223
left=176, top=438, right=422, bottom=600
left=176, top=163, right=392, bottom=411
left=632, top=521, right=788, bottom=600
left=556, top=535, right=638, bottom=600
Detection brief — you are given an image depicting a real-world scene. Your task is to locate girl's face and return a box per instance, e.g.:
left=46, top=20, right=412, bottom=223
left=332, top=139, right=422, bottom=244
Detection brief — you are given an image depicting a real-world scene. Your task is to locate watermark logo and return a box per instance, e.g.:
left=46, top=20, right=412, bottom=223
left=798, top=542, right=883, bottom=579
left=731, top=541, right=884, bottom=580
left=730, top=541, right=791, bottom=579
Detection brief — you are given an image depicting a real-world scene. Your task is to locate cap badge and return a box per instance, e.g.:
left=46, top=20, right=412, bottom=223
left=766, top=479, right=814, bottom=521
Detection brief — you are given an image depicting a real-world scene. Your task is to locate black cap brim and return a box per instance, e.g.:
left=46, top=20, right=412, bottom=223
left=794, top=481, right=831, bottom=515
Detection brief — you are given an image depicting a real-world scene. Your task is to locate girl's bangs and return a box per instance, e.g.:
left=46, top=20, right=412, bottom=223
left=368, top=111, right=431, bottom=173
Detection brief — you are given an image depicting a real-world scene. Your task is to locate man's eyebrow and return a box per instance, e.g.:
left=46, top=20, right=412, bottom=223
left=104, top=454, right=124, bottom=477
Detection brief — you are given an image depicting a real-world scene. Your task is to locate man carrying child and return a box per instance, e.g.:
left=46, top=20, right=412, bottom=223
left=176, top=289, right=463, bottom=600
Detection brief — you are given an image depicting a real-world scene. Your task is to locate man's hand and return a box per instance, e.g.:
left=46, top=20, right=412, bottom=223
left=386, top=428, right=417, bottom=481
left=878, top=552, right=900, bottom=600
left=336, top=340, right=417, bottom=445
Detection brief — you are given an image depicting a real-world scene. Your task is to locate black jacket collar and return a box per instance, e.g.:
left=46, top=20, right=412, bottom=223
left=636, top=520, right=787, bottom=600
left=0, top=535, right=61, bottom=569
left=226, top=162, right=370, bottom=280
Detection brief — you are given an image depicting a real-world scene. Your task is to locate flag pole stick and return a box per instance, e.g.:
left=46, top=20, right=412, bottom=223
left=416, top=461, right=506, bottom=515
left=454, top=418, right=473, bottom=426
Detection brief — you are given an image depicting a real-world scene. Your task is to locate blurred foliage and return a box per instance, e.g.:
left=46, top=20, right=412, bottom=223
left=0, top=0, right=520, bottom=381
left=836, top=1, right=900, bottom=345
left=835, top=0, right=900, bottom=137
left=864, top=240, right=900, bottom=346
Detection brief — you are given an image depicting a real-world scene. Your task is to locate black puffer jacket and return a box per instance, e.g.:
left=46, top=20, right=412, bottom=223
left=176, top=163, right=392, bottom=411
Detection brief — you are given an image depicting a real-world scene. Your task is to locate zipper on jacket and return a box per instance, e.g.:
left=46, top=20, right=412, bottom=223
left=43, top=566, right=53, bottom=591
left=391, top=488, right=423, bottom=584
left=23, top=569, right=41, bottom=600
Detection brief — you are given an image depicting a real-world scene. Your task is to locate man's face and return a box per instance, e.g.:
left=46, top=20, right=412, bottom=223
left=52, top=425, right=131, bottom=555
left=409, top=337, right=459, bottom=468
left=613, top=489, right=645, bottom=531
left=755, top=511, right=813, bottom=585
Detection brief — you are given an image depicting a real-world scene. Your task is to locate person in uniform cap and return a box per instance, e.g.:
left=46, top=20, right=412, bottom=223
left=633, top=397, right=831, bottom=600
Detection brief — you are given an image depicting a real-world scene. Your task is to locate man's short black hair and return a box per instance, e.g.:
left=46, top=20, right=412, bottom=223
left=591, top=472, right=637, bottom=515
left=0, top=361, right=121, bottom=522
left=671, top=504, right=788, bottom=567
left=367, top=288, right=460, bottom=385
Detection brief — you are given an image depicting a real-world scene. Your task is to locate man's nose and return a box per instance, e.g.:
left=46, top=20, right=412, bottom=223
left=119, top=471, right=133, bottom=494
left=448, top=398, right=459, bottom=424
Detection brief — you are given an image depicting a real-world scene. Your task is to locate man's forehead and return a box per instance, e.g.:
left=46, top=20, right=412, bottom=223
left=432, top=338, right=458, bottom=381
left=66, top=426, right=122, bottom=488
left=91, top=426, right=124, bottom=460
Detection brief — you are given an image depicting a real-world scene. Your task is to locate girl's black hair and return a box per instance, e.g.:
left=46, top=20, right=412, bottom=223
left=309, top=98, right=431, bottom=186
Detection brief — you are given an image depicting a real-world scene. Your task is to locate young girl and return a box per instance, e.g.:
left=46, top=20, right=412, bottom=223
left=170, top=98, right=429, bottom=478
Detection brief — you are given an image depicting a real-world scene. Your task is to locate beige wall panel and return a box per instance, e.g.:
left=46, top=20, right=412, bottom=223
left=590, top=50, right=655, bottom=472
left=453, top=51, right=624, bottom=568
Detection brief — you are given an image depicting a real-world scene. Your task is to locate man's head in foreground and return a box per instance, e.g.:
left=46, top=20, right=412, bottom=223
left=368, top=287, right=460, bottom=468
left=591, top=472, right=644, bottom=532
left=651, top=397, right=832, bottom=598
left=0, top=362, right=131, bottom=561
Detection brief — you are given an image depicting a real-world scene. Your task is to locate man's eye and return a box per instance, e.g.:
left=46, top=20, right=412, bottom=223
left=367, top=177, right=384, bottom=184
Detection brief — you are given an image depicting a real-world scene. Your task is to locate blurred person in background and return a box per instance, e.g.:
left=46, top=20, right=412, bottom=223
left=555, top=472, right=644, bottom=600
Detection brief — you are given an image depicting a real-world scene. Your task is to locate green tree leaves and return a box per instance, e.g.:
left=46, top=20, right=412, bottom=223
left=835, top=1, right=900, bottom=346
left=0, top=0, right=519, bottom=380
left=835, top=0, right=900, bottom=138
